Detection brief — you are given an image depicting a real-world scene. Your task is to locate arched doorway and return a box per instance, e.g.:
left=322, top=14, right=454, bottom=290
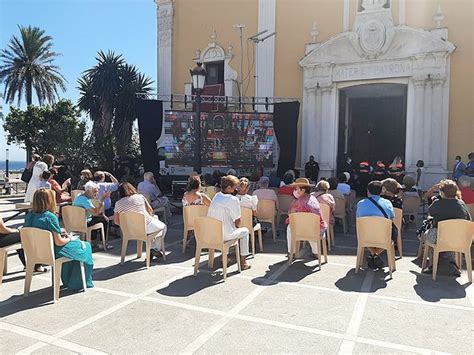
left=337, top=83, right=407, bottom=171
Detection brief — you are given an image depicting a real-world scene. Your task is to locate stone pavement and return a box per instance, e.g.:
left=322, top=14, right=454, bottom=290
left=1, top=197, right=473, bottom=354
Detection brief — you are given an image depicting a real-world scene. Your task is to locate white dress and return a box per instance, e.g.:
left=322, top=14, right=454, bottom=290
left=24, top=162, right=48, bottom=202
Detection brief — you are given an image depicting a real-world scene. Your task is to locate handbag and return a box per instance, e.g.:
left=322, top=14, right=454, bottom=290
left=20, top=168, right=33, bottom=183
left=367, top=197, right=398, bottom=242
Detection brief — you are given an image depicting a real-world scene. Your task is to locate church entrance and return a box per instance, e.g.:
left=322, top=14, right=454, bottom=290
left=337, top=83, right=407, bottom=171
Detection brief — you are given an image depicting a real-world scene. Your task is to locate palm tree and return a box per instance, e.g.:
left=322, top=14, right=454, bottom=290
left=0, top=25, right=66, bottom=106
left=83, top=51, right=124, bottom=134
left=78, top=51, right=154, bottom=157
left=114, top=64, right=153, bottom=155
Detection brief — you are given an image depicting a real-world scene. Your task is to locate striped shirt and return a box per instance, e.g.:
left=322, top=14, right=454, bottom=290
left=114, top=194, right=153, bottom=225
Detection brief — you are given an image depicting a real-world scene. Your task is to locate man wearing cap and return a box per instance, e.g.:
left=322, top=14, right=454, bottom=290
left=286, top=178, right=327, bottom=258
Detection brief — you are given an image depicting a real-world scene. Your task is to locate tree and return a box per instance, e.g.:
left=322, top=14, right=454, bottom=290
left=2, top=100, right=88, bottom=174
left=114, top=64, right=153, bottom=155
left=77, top=51, right=153, bottom=159
left=0, top=25, right=66, bottom=106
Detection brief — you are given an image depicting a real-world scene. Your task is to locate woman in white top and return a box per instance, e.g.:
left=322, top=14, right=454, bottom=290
left=237, top=177, right=259, bottom=226
left=114, top=183, right=167, bottom=259
left=24, top=154, right=54, bottom=202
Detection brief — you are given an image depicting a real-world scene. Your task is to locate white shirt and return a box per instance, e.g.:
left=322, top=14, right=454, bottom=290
left=208, top=192, right=241, bottom=239
left=337, top=183, right=351, bottom=195
left=237, top=194, right=258, bottom=211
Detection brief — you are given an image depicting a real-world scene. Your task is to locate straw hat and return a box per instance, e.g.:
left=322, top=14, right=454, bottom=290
left=290, top=177, right=314, bottom=188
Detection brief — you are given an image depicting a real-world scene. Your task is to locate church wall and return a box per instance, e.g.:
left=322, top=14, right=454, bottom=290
left=171, top=0, right=258, bottom=96
left=167, top=0, right=473, bottom=171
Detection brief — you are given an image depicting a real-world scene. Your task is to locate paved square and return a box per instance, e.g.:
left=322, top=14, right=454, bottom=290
left=1, top=197, right=472, bottom=354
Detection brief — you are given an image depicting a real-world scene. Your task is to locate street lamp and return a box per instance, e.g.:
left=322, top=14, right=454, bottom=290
left=5, top=147, right=9, bottom=178
left=190, top=62, right=206, bottom=173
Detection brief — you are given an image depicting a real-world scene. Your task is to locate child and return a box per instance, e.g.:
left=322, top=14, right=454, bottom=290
left=39, top=170, right=52, bottom=189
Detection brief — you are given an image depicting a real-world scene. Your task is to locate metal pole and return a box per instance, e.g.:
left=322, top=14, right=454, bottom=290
left=194, top=90, right=202, bottom=173
left=5, top=148, right=9, bottom=178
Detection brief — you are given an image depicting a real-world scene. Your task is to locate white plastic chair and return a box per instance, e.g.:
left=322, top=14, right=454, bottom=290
left=119, top=211, right=166, bottom=268
left=20, top=227, right=86, bottom=302
left=0, top=242, right=22, bottom=285
left=182, top=205, right=209, bottom=253
left=256, top=199, right=278, bottom=242
left=288, top=213, right=327, bottom=270
left=421, top=219, right=473, bottom=282
left=193, top=216, right=242, bottom=280
left=240, top=207, right=263, bottom=255
left=62, top=205, right=106, bottom=249
left=356, top=217, right=396, bottom=278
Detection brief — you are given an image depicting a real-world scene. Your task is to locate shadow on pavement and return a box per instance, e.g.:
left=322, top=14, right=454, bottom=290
left=410, top=270, right=469, bottom=302
left=156, top=272, right=225, bottom=297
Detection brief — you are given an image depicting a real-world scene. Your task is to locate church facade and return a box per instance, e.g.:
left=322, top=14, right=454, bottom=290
left=155, top=0, right=473, bottom=188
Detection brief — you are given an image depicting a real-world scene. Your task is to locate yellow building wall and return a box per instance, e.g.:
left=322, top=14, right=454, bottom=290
left=170, top=0, right=473, bottom=169
left=171, top=0, right=258, bottom=97
left=406, top=0, right=474, bottom=168
left=274, top=0, right=344, bottom=166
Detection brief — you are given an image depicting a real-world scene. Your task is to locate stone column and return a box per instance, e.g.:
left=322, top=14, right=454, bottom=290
left=156, top=0, right=173, bottom=146
left=429, top=79, right=446, bottom=168
left=319, top=84, right=334, bottom=175
left=423, top=80, right=433, bottom=164
left=307, top=87, right=318, bottom=160
left=412, top=79, right=425, bottom=168
left=157, top=0, right=173, bottom=97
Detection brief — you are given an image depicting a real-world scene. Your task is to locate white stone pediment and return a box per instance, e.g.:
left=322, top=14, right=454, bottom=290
left=300, top=26, right=455, bottom=68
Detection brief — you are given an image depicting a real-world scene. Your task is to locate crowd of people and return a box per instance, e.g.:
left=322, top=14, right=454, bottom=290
left=0, top=151, right=473, bottom=295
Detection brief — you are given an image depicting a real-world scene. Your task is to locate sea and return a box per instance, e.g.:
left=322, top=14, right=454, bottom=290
left=0, top=161, right=26, bottom=172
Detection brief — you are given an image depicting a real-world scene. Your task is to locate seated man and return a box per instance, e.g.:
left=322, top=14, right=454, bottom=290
left=93, top=171, right=119, bottom=217
left=137, top=172, right=171, bottom=219
left=356, top=180, right=395, bottom=269
left=207, top=175, right=251, bottom=270
left=336, top=173, right=351, bottom=196
left=73, top=181, right=111, bottom=249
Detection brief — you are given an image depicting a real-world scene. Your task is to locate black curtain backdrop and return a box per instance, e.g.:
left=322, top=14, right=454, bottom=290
left=273, top=101, right=300, bottom=177
left=136, top=99, right=163, bottom=177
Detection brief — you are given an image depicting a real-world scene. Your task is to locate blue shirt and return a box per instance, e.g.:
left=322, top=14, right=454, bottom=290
left=137, top=180, right=162, bottom=200
left=97, top=182, right=118, bottom=210
left=356, top=195, right=394, bottom=220
left=73, top=194, right=95, bottom=222
left=452, top=161, right=466, bottom=180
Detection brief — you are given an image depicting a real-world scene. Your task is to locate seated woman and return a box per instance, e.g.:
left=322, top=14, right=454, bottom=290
left=114, top=183, right=167, bottom=259
left=23, top=188, right=93, bottom=289
left=182, top=176, right=211, bottom=207
left=402, top=175, right=419, bottom=197
left=313, top=180, right=335, bottom=226
left=237, top=177, right=259, bottom=226
left=279, top=171, right=296, bottom=196
left=286, top=178, right=327, bottom=258
left=201, top=173, right=217, bottom=199
left=49, top=168, right=72, bottom=203
left=0, top=216, right=26, bottom=268
left=381, top=178, right=403, bottom=209
left=423, top=179, right=472, bottom=276
left=253, top=176, right=279, bottom=209
left=76, top=169, right=93, bottom=190
left=327, top=177, right=345, bottom=200
left=458, top=176, right=474, bottom=205
left=72, top=181, right=110, bottom=249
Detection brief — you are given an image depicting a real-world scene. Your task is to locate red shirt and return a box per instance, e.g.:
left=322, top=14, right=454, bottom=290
left=460, top=187, right=474, bottom=204
left=279, top=185, right=294, bottom=196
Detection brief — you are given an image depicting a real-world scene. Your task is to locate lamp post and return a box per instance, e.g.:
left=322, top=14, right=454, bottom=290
left=5, top=147, right=9, bottom=178
left=190, top=62, right=206, bottom=174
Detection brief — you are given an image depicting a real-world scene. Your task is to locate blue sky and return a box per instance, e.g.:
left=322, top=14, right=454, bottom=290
left=0, top=0, right=157, bottom=161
